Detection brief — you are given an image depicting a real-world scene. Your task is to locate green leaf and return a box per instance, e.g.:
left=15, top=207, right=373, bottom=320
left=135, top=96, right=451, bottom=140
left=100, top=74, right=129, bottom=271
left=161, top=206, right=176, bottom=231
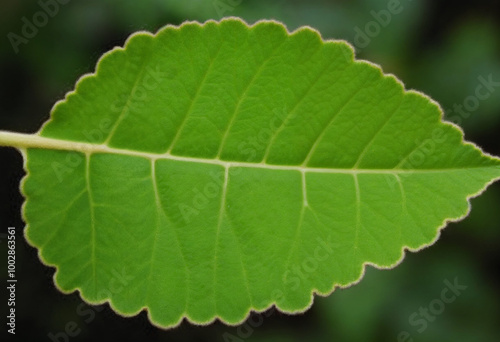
left=0, top=18, right=499, bottom=328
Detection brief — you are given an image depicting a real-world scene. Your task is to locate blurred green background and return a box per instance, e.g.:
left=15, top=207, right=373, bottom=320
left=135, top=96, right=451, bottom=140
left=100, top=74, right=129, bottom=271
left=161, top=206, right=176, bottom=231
left=1, top=1, right=499, bottom=341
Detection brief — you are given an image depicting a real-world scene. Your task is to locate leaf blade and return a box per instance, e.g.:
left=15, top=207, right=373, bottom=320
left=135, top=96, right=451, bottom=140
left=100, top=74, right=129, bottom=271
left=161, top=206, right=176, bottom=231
left=17, top=18, right=500, bottom=328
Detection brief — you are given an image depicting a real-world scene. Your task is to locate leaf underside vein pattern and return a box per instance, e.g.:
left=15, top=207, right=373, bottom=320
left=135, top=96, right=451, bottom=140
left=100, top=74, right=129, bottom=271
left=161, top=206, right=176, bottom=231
left=18, top=18, right=500, bottom=329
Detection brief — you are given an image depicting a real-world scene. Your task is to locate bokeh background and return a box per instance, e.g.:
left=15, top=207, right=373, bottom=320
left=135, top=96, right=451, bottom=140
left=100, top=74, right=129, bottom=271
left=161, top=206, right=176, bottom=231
left=1, top=1, right=499, bottom=341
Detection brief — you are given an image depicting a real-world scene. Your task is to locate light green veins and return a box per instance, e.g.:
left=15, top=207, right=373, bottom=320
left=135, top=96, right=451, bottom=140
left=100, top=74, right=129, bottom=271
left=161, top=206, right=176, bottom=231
left=0, top=18, right=498, bottom=328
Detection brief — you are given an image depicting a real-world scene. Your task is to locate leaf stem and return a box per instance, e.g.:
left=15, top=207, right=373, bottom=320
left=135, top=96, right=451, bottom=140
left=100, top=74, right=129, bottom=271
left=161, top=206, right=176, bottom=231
left=0, top=131, right=38, bottom=150
left=0, top=131, right=90, bottom=153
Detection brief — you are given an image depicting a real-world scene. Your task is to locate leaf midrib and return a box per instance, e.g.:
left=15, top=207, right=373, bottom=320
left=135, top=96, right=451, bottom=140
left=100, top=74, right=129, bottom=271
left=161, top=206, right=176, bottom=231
left=1, top=131, right=498, bottom=174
